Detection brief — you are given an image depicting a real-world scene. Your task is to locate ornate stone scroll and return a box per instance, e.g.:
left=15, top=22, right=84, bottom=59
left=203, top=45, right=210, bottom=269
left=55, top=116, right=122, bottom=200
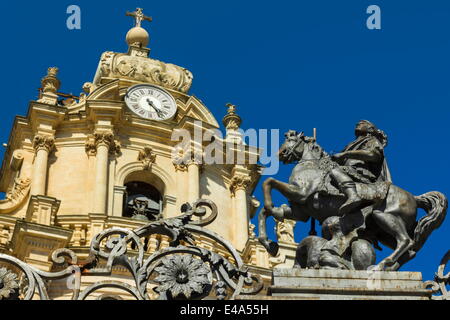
left=0, top=177, right=31, bottom=214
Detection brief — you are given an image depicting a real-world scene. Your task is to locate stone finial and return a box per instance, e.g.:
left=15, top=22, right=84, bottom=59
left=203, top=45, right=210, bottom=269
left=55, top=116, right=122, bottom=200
left=82, top=82, right=95, bottom=95
left=249, top=223, right=257, bottom=238
left=223, top=103, right=243, bottom=143
left=38, top=67, right=61, bottom=105
left=223, top=103, right=242, bottom=131
left=41, top=67, right=60, bottom=94
left=125, top=8, right=152, bottom=49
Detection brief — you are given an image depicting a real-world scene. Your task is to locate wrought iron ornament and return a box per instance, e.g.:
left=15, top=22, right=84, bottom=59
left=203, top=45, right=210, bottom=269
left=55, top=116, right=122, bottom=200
left=0, top=199, right=262, bottom=300
left=424, top=250, right=450, bottom=300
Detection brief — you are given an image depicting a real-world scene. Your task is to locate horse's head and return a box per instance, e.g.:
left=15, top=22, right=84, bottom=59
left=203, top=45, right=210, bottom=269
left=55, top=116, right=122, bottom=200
left=279, top=130, right=305, bottom=164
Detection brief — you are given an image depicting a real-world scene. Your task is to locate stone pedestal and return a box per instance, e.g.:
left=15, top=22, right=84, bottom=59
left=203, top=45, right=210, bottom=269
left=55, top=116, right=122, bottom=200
left=269, top=242, right=298, bottom=269
left=9, top=220, right=73, bottom=272
left=266, top=268, right=432, bottom=300
left=26, top=195, right=61, bottom=226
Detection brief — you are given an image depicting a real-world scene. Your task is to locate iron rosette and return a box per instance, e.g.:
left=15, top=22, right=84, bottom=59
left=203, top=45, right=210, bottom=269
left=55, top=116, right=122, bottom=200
left=0, top=248, right=82, bottom=300
left=79, top=199, right=263, bottom=300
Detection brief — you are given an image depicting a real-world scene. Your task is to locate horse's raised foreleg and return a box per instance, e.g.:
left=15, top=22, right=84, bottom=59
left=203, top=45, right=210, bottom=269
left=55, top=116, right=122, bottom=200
left=259, top=178, right=293, bottom=256
left=263, top=178, right=302, bottom=212
left=259, top=178, right=306, bottom=256
left=258, top=206, right=291, bottom=257
left=258, top=207, right=281, bottom=257
left=262, top=178, right=276, bottom=212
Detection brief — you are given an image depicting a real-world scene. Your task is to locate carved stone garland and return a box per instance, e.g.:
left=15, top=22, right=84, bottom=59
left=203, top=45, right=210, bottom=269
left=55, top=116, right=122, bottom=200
left=138, top=147, right=156, bottom=171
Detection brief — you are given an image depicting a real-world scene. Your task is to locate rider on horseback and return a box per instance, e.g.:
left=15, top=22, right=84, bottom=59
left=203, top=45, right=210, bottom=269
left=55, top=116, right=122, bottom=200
left=331, top=120, right=392, bottom=214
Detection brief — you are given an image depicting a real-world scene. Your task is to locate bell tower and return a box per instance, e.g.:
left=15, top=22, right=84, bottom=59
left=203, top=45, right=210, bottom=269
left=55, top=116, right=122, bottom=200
left=0, top=8, right=271, bottom=286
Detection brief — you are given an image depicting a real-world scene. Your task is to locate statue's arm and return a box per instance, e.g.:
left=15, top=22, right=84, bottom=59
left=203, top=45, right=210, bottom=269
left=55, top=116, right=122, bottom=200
left=339, top=149, right=382, bottom=163
left=334, top=137, right=384, bottom=163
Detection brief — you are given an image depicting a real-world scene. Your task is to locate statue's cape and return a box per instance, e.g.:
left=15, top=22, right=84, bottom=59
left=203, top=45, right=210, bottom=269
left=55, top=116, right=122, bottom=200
left=380, top=158, right=392, bottom=183
left=343, top=135, right=392, bottom=183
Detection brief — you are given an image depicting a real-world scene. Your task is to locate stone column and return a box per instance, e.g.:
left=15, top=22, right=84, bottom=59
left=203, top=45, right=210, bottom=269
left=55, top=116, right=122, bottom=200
left=186, top=150, right=203, bottom=203
left=88, top=132, right=120, bottom=214
left=31, top=135, right=55, bottom=196
left=173, top=147, right=189, bottom=209
left=230, top=173, right=252, bottom=251
left=187, top=161, right=200, bottom=203
left=112, top=186, right=127, bottom=217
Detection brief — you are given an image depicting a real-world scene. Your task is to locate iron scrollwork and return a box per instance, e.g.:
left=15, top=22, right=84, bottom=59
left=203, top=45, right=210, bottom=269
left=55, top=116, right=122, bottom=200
left=0, top=199, right=262, bottom=300
left=425, top=250, right=450, bottom=300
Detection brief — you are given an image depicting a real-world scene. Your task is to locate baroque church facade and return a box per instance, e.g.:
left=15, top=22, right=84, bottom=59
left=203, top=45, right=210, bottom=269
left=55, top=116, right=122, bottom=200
left=0, top=9, right=300, bottom=299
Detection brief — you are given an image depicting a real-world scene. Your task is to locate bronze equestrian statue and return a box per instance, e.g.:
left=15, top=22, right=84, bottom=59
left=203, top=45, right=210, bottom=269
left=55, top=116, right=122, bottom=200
left=330, top=120, right=392, bottom=214
left=258, top=121, right=447, bottom=271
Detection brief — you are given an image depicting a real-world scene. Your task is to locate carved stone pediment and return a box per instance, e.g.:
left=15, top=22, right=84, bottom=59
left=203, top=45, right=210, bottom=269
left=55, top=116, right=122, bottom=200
left=94, top=51, right=193, bottom=94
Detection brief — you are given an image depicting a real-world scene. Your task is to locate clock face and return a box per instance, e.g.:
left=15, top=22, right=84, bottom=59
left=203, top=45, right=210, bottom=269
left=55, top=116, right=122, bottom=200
left=125, top=84, right=177, bottom=121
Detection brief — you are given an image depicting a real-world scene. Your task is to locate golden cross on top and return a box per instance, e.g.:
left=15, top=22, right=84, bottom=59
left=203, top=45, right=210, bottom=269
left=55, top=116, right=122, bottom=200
left=126, top=8, right=152, bottom=28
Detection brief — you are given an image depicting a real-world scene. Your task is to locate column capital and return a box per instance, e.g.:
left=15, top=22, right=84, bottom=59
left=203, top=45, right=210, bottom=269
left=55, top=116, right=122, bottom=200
left=32, top=134, right=55, bottom=154
left=94, top=131, right=115, bottom=148
left=230, top=174, right=252, bottom=195
left=186, top=157, right=203, bottom=168
left=85, top=131, right=121, bottom=156
left=173, top=163, right=188, bottom=172
left=172, top=147, right=203, bottom=171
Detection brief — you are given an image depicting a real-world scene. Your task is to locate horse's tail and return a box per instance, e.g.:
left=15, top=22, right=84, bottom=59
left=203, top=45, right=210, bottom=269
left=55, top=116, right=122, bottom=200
left=413, top=192, right=448, bottom=253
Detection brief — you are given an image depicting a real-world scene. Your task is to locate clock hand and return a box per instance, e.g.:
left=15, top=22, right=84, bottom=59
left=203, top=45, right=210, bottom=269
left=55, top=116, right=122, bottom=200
left=147, top=99, right=164, bottom=118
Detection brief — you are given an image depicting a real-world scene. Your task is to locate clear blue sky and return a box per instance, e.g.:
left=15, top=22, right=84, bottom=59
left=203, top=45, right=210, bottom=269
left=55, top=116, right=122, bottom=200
left=0, top=1, right=448, bottom=280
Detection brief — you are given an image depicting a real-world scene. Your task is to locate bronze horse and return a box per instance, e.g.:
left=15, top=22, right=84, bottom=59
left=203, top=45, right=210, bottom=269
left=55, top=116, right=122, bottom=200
left=258, top=131, right=447, bottom=271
